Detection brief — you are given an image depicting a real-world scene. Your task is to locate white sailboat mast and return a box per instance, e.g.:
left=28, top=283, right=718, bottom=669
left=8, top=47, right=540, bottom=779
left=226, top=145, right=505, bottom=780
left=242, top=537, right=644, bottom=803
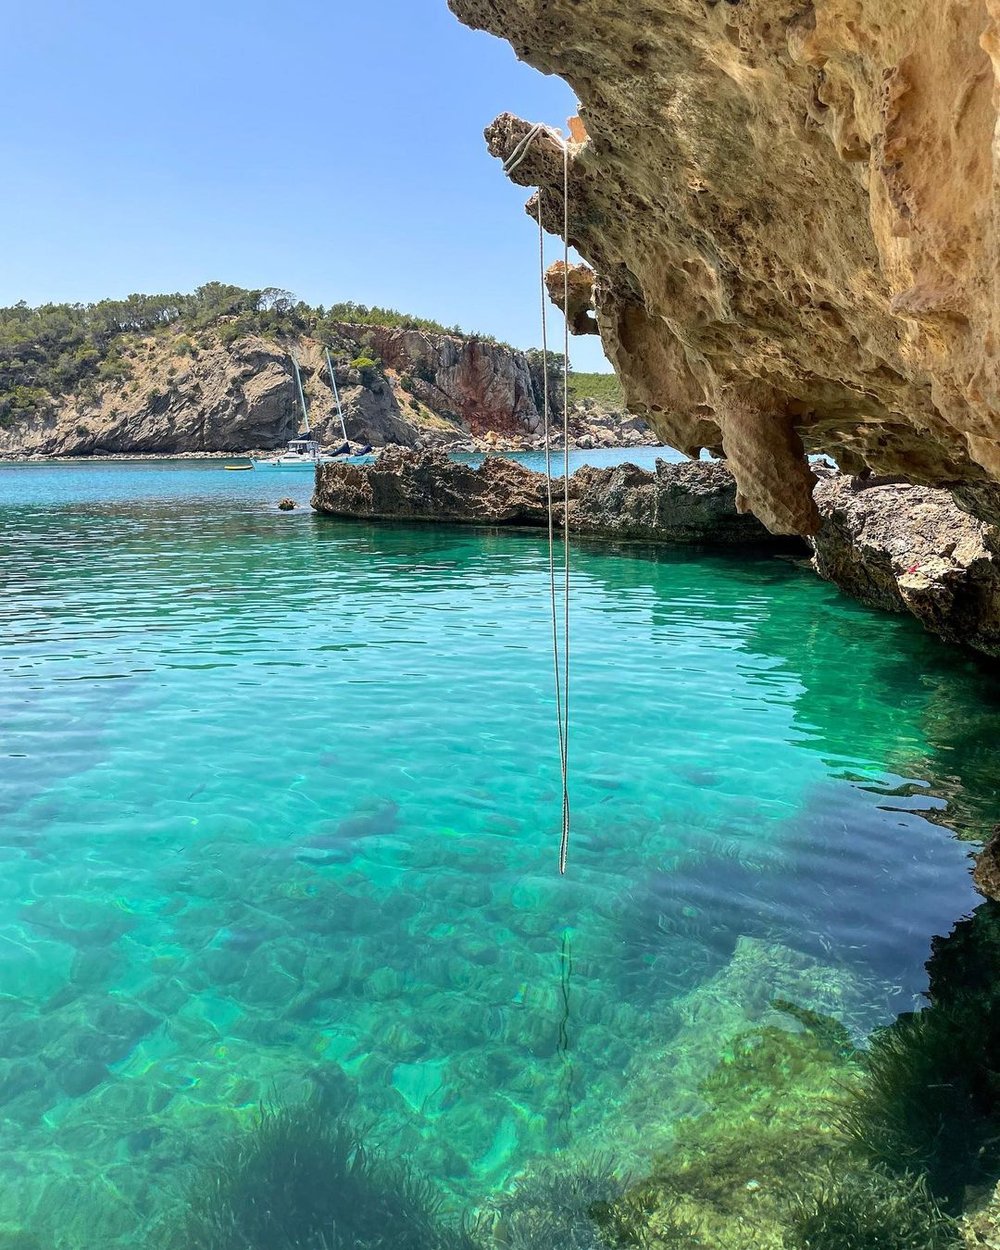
left=325, top=347, right=349, bottom=444
left=290, top=352, right=310, bottom=435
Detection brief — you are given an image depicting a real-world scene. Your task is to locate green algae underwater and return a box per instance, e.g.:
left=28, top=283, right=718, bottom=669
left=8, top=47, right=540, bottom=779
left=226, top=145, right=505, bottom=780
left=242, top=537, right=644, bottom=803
left=2, top=458, right=1000, bottom=1249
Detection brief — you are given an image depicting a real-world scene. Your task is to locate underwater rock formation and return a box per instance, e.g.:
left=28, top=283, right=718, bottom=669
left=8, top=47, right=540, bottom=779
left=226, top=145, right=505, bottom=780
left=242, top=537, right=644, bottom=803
left=448, top=0, right=1000, bottom=536
left=605, top=909, right=1000, bottom=1246
left=812, top=474, right=1000, bottom=658
left=312, top=449, right=794, bottom=546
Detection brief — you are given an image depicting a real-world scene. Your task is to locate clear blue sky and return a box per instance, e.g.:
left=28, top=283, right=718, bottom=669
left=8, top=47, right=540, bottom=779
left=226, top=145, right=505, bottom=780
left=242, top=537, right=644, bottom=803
left=3, top=0, right=610, bottom=370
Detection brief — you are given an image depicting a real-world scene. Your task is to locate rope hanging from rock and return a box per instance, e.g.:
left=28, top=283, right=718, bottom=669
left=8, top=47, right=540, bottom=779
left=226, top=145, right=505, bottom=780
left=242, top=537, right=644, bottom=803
left=505, top=124, right=572, bottom=875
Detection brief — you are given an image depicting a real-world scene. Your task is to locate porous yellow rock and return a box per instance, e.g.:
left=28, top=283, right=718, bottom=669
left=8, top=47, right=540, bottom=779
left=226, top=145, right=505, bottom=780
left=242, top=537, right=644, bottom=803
left=449, top=0, right=1000, bottom=536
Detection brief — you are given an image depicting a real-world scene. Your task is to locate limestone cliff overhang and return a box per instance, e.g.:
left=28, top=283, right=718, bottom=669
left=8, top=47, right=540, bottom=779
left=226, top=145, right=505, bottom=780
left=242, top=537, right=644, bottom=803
left=448, top=0, right=1000, bottom=537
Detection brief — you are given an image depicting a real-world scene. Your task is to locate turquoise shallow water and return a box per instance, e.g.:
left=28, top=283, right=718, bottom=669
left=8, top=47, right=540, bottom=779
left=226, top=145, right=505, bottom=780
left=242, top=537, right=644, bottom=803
left=1, top=455, right=998, bottom=1245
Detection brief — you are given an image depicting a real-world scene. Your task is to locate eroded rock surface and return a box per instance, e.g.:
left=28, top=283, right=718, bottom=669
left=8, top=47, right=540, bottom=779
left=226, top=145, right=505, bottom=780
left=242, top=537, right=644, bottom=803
left=449, top=0, right=1000, bottom=535
left=313, top=448, right=551, bottom=526
left=343, top=324, right=540, bottom=437
left=313, top=448, right=788, bottom=546
left=571, top=459, right=788, bottom=543
left=813, top=474, right=1000, bottom=656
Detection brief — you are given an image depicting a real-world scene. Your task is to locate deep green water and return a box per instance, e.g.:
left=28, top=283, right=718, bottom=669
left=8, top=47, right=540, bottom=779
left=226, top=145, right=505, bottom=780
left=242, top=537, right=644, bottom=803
left=1, top=456, right=998, bottom=1246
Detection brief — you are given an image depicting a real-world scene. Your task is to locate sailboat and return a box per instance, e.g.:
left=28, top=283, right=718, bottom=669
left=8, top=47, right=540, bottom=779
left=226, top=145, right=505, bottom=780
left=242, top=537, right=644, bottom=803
left=250, top=350, right=375, bottom=471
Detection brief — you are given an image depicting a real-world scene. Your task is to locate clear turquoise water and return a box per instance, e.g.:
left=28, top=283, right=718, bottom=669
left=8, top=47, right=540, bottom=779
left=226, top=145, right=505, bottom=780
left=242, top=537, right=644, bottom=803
left=0, top=456, right=997, bottom=1245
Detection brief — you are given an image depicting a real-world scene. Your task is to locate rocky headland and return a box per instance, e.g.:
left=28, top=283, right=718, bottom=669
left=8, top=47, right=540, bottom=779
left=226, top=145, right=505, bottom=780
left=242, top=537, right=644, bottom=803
left=0, top=289, right=652, bottom=459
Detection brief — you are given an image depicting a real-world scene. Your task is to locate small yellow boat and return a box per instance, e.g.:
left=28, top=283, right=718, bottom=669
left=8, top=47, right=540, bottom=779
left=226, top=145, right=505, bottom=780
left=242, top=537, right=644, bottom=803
left=224, top=464, right=252, bottom=471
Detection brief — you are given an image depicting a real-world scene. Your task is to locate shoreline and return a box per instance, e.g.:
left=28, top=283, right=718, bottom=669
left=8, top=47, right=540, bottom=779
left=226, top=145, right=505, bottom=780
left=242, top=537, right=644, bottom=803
left=1, top=451, right=264, bottom=464
left=0, top=440, right=663, bottom=466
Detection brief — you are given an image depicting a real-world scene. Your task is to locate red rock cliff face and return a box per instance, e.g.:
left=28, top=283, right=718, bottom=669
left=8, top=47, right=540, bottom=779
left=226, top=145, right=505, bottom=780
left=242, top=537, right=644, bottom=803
left=449, top=0, right=1000, bottom=535
left=348, top=324, right=542, bottom=436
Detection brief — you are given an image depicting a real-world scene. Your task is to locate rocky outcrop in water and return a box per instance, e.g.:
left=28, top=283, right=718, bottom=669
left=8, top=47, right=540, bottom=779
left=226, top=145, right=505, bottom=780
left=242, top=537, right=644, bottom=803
left=813, top=474, right=1000, bottom=658
left=449, top=0, right=1000, bottom=535
left=570, top=459, right=789, bottom=544
left=313, top=448, right=791, bottom=546
left=314, top=449, right=551, bottom=527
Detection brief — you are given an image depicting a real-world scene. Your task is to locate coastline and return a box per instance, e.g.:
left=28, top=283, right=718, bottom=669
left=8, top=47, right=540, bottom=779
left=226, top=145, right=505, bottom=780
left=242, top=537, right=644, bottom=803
left=0, top=450, right=259, bottom=463
left=0, top=436, right=661, bottom=465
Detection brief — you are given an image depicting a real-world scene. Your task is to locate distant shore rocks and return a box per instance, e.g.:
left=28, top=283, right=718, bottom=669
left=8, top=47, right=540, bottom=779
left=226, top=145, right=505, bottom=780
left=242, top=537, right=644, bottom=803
left=0, top=318, right=655, bottom=461
left=0, top=420, right=656, bottom=463
left=312, top=447, right=797, bottom=547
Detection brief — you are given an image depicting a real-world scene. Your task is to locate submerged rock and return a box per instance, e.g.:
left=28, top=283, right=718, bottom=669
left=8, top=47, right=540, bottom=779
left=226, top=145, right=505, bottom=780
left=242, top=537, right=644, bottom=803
left=812, top=475, right=1000, bottom=658
left=313, top=448, right=798, bottom=547
left=973, top=830, right=1000, bottom=902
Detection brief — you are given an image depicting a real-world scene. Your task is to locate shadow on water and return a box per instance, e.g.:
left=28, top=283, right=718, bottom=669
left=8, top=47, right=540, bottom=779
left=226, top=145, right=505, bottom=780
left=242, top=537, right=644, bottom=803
left=578, top=539, right=1000, bottom=840
left=840, top=898, right=1000, bottom=1211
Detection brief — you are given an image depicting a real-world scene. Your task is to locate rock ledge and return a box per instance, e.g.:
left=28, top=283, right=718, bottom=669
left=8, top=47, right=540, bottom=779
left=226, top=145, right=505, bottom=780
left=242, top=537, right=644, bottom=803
left=312, top=448, right=796, bottom=547
left=813, top=475, right=1000, bottom=658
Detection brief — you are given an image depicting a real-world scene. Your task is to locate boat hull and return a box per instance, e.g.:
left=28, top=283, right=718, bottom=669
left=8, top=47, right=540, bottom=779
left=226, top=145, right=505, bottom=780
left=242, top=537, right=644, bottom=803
left=249, top=454, right=377, bottom=471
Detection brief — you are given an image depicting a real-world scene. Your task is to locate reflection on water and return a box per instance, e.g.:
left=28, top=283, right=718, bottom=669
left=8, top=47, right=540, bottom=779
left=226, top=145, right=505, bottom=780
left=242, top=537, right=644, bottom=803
left=0, top=458, right=998, bottom=1246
